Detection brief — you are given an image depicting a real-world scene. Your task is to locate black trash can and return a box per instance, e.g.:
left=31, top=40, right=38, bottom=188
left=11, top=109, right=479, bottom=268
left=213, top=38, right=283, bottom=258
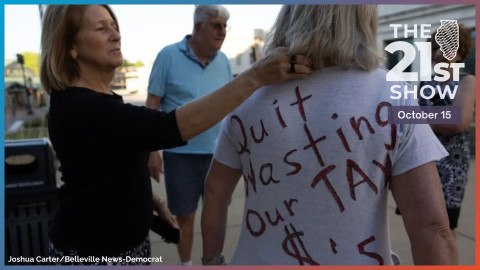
left=5, top=138, right=59, bottom=265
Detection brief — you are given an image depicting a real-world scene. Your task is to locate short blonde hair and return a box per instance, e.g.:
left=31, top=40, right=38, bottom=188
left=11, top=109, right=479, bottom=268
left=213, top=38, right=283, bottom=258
left=265, top=5, right=381, bottom=71
left=40, top=5, right=119, bottom=94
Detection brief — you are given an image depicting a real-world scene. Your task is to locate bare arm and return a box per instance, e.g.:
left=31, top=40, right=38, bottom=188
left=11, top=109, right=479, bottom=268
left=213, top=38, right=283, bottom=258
left=146, top=94, right=163, bottom=181
left=201, top=159, right=242, bottom=261
left=176, top=49, right=312, bottom=141
left=430, top=75, right=475, bottom=134
left=152, top=192, right=179, bottom=229
left=391, top=161, right=457, bottom=265
left=146, top=93, right=162, bottom=110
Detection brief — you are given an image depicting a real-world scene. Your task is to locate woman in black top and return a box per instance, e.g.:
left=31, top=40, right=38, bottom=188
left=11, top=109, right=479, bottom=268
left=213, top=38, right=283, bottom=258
left=40, top=5, right=312, bottom=264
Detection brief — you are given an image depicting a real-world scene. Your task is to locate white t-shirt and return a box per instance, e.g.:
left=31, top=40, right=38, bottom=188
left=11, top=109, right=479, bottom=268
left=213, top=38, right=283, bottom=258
left=214, top=67, right=448, bottom=265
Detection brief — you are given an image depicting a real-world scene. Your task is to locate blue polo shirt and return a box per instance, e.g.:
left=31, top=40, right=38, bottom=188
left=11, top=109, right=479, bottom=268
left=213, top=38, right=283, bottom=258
left=148, top=35, right=232, bottom=154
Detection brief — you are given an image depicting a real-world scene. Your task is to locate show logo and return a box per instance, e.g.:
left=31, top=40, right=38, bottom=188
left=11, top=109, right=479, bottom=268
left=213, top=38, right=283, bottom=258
left=385, top=21, right=464, bottom=101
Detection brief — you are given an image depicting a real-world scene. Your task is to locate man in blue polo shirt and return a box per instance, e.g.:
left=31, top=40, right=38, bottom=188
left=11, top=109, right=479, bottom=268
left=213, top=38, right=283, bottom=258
left=146, top=5, right=232, bottom=266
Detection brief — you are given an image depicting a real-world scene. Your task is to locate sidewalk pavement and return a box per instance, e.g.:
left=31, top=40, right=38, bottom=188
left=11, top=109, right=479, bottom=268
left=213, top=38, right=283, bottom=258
left=5, top=92, right=475, bottom=265
left=4, top=103, right=49, bottom=134
left=149, top=158, right=476, bottom=265
left=10, top=92, right=471, bottom=265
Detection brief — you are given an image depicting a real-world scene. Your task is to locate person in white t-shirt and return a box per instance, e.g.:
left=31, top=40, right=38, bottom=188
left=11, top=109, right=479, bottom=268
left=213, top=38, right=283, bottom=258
left=201, top=5, right=457, bottom=265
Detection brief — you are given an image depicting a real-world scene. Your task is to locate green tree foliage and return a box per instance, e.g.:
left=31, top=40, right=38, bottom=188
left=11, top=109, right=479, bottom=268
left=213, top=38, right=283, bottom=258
left=122, top=59, right=144, bottom=67
left=22, top=52, right=40, bottom=76
left=123, top=59, right=134, bottom=67
left=134, top=61, right=144, bottom=67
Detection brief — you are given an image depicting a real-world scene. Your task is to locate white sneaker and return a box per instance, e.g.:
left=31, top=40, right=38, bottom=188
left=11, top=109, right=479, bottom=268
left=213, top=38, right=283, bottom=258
left=391, top=252, right=401, bottom=265
left=178, top=260, right=193, bottom=266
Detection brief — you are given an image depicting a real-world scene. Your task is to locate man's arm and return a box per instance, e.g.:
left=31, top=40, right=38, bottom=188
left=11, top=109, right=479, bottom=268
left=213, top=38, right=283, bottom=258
left=201, top=159, right=242, bottom=262
left=146, top=94, right=163, bottom=181
left=390, top=161, right=457, bottom=264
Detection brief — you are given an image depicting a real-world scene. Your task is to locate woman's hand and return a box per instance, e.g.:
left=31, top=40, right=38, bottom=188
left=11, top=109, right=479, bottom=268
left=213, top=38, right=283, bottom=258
left=247, top=47, right=313, bottom=88
left=176, top=47, right=313, bottom=142
left=148, top=151, right=163, bottom=182
left=154, top=197, right=180, bottom=230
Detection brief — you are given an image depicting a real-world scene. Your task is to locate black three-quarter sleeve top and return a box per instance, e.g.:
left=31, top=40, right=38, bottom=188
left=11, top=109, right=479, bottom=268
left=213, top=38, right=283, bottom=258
left=48, top=87, right=186, bottom=256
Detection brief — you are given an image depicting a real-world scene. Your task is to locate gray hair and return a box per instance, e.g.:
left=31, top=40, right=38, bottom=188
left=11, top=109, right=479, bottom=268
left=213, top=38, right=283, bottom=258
left=194, top=5, right=229, bottom=25
left=265, top=5, right=381, bottom=71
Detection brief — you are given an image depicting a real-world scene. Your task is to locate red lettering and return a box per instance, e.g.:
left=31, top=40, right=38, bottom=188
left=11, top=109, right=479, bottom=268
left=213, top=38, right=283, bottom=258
left=243, top=159, right=257, bottom=197
left=260, top=163, right=280, bottom=185
left=350, top=116, right=375, bottom=140
left=303, top=123, right=326, bottom=167
left=265, top=208, right=285, bottom=226
left=311, top=165, right=345, bottom=212
left=372, top=154, right=392, bottom=188
left=357, top=235, right=384, bottom=265
left=246, top=209, right=266, bottom=237
left=250, top=120, right=269, bottom=143
left=330, top=238, right=338, bottom=254
left=331, top=113, right=351, bottom=152
left=273, top=99, right=287, bottom=128
left=375, top=102, right=396, bottom=150
left=231, top=115, right=250, bottom=154
left=386, top=124, right=397, bottom=150
left=336, top=128, right=351, bottom=152
left=282, top=223, right=320, bottom=265
left=375, top=102, right=391, bottom=127
left=347, top=159, right=378, bottom=200
left=284, top=149, right=302, bottom=176
left=290, top=86, right=312, bottom=122
left=283, top=199, right=298, bottom=216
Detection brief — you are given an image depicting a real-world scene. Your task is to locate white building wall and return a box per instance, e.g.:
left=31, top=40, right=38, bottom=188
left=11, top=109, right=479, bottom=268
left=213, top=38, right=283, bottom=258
left=136, top=66, right=150, bottom=93
left=222, top=28, right=257, bottom=75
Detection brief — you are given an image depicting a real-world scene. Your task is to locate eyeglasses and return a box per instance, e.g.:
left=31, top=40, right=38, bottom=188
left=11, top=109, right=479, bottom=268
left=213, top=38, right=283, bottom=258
left=208, top=23, right=230, bottom=32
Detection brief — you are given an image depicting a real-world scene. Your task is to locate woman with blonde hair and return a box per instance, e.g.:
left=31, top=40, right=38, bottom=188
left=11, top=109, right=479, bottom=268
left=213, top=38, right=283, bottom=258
left=202, top=5, right=457, bottom=265
left=41, top=5, right=311, bottom=264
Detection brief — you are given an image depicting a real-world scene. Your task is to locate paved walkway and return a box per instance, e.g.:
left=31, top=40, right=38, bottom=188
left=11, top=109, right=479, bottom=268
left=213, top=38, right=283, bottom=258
left=120, top=92, right=475, bottom=266
left=148, top=158, right=476, bottom=266
left=4, top=100, right=49, bottom=134
left=6, top=92, right=472, bottom=266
